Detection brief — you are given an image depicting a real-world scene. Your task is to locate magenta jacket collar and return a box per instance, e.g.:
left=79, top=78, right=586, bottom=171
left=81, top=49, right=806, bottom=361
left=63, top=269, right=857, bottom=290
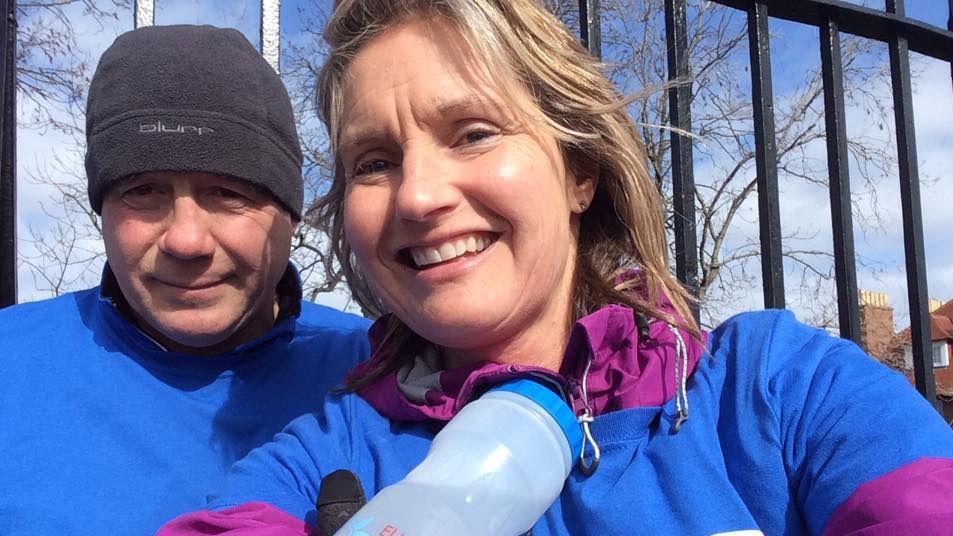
left=353, top=300, right=707, bottom=423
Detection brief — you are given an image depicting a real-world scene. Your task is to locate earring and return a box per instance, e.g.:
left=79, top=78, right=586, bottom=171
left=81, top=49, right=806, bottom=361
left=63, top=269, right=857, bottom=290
left=578, top=200, right=588, bottom=211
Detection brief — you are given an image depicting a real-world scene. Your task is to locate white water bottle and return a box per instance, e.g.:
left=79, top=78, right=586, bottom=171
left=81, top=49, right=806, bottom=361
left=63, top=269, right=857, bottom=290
left=334, top=379, right=582, bottom=536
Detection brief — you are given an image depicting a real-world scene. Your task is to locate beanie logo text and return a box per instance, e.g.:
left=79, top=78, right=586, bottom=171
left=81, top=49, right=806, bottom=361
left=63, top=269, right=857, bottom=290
left=139, top=120, right=215, bottom=135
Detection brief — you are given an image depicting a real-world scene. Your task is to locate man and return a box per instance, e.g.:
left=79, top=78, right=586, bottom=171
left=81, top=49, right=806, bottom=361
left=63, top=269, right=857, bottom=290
left=0, top=25, right=370, bottom=534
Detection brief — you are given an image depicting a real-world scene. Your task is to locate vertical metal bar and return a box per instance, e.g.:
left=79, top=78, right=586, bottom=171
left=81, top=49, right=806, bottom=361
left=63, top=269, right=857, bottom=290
left=746, top=1, right=785, bottom=309
left=261, top=0, right=281, bottom=73
left=886, top=0, right=937, bottom=406
left=820, top=18, right=861, bottom=343
left=949, top=0, right=953, bottom=90
left=134, top=0, right=155, bottom=29
left=578, top=0, right=602, bottom=59
left=0, top=0, right=16, bottom=308
left=665, top=0, right=699, bottom=323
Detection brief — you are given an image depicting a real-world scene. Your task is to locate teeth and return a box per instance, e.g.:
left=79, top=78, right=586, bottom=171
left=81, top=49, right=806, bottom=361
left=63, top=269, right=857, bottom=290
left=437, top=242, right=456, bottom=261
left=410, top=234, right=493, bottom=268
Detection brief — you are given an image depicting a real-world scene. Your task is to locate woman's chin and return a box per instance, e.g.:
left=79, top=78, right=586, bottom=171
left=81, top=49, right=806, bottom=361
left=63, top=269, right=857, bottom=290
left=401, top=308, right=541, bottom=364
left=407, top=315, right=507, bottom=353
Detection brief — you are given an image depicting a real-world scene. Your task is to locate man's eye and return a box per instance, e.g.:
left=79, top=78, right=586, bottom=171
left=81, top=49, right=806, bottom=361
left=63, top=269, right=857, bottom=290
left=213, top=187, right=246, bottom=199
left=126, top=184, right=157, bottom=196
left=118, top=183, right=165, bottom=209
left=209, top=187, right=254, bottom=209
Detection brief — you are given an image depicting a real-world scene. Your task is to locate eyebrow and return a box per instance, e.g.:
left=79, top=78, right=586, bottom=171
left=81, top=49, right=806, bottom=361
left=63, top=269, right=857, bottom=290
left=338, top=129, right=388, bottom=152
left=434, top=93, right=492, bottom=117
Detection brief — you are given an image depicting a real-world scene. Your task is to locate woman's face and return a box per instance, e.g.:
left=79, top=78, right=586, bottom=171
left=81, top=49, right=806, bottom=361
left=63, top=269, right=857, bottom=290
left=339, top=19, right=594, bottom=368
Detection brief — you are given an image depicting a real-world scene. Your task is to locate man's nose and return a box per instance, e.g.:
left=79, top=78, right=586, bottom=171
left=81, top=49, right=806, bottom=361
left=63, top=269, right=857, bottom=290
left=156, top=196, right=216, bottom=260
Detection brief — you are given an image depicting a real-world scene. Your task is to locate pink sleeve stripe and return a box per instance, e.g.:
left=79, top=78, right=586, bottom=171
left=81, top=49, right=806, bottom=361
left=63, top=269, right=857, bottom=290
left=823, top=457, right=953, bottom=536
left=157, top=502, right=311, bottom=536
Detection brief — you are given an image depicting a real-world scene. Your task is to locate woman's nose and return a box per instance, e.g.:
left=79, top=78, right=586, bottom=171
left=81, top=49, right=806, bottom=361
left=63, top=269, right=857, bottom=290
left=393, top=146, right=461, bottom=222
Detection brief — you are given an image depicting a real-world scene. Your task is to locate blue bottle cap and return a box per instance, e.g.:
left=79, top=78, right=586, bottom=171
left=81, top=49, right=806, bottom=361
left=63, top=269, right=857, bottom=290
left=489, top=379, right=583, bottom=456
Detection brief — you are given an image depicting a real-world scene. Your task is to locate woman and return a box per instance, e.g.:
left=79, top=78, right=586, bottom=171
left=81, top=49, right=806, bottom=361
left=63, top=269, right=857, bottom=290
left=162, top=0, right=953, bottom=534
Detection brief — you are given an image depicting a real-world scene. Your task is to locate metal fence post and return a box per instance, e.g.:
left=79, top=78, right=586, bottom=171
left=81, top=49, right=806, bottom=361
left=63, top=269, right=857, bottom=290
left=134, top=0, right=155, bottom=29
left=886, top=0, right=937, bottom=407
left=746, top=1, right=785, bottom=309
left=0, top=0, right=16, bottom=308
left=261, top=0, right=281, bottom=73
left=820, top=17, right=861, bottom=343
left=578, top=0, right=602, bottom=59
left=664, top=0, right=700, bottom=323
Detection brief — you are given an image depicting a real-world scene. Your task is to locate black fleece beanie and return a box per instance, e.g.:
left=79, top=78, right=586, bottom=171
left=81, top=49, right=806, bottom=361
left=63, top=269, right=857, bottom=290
left=85, top=24, right=303, bottom=218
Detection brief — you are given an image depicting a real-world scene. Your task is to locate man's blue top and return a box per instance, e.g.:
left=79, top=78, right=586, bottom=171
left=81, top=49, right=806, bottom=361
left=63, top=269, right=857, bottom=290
left=0, top=265, right=371, bottom=535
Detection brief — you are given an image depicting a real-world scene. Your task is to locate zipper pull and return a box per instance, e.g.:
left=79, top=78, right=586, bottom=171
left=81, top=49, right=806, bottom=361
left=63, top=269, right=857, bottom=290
left=577, top=408, right=601, bottom=476
left=575, top=351, right=601, bottom=476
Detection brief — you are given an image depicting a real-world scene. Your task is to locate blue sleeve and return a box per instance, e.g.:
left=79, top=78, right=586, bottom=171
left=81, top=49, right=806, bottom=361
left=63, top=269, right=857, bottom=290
left=713, top=310, right=953, bottom=535
left=207, top=394, right=359, bottom=525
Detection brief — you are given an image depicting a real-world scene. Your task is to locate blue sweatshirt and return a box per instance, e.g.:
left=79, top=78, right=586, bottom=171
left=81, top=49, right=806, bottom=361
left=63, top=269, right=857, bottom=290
left=162, top=308, right=953, bottom=535
left=0, top=266, right=371, bottom=535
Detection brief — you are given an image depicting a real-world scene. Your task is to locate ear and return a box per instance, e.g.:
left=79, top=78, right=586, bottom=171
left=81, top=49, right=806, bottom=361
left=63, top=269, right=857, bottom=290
left=569, top=158, right=599, bottom=214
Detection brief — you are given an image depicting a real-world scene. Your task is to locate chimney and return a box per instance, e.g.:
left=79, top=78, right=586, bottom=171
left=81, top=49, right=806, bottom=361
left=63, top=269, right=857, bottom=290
left=859, top=290, right=894, bottom=360
left=929, top=298, right=943, bottom=313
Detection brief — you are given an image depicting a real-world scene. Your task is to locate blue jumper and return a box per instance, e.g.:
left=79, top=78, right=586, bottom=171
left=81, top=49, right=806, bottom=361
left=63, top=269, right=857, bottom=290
left=196, top=310, right=953, bottom=534
left=0, top=266, right=371, bottom=535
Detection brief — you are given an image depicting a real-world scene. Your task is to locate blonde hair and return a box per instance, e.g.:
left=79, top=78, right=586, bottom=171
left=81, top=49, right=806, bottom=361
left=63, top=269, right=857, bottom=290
left=311, top=0, right=697, bottom=389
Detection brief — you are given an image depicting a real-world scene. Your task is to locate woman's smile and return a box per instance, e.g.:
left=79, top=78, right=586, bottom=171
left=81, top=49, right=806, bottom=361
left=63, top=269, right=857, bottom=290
left=404, top=231, right=498, bottom=270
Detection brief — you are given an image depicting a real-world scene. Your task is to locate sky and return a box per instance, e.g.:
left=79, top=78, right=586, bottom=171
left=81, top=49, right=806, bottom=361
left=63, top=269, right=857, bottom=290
left=13, top=0, right=953, bottom=329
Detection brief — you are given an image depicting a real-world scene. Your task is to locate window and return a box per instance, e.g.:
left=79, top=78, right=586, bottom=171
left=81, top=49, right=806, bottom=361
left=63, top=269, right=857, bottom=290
left=903, top=342, right=951, bottom=368
left=933, top=341, right=950, bottom=368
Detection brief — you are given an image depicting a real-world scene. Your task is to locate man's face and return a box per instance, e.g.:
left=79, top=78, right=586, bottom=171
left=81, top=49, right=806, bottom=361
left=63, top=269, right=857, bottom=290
left=101, top=171, right=295, bottom=354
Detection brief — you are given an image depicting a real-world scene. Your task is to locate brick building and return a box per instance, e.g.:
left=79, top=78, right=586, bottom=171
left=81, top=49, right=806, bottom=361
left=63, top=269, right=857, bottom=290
left=858, top=291, right=953, bottom=422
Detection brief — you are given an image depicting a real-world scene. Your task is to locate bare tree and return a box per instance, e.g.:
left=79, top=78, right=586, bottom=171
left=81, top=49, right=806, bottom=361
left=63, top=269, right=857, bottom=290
left=17, top=1, right=130, bottom=298
left=275, top=2, right=348, bottom=303
left=18, top=0, right=129, bottom=136
left=20, top=147, right=105, bottom=295
left=596, top=0, right=896, bottom=328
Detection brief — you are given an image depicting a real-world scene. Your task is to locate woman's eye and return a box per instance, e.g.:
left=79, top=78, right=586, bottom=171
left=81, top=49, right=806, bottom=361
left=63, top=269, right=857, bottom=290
left=354, top=159, right=393, bottom=176
left=465, top=131, right=491, bottom=143
left=459, top=127, right=497, bottom=146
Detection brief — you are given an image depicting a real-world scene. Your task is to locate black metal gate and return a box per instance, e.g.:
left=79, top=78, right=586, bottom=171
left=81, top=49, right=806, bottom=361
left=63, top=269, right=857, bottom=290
left=577, top=0, right=951, bottom=406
